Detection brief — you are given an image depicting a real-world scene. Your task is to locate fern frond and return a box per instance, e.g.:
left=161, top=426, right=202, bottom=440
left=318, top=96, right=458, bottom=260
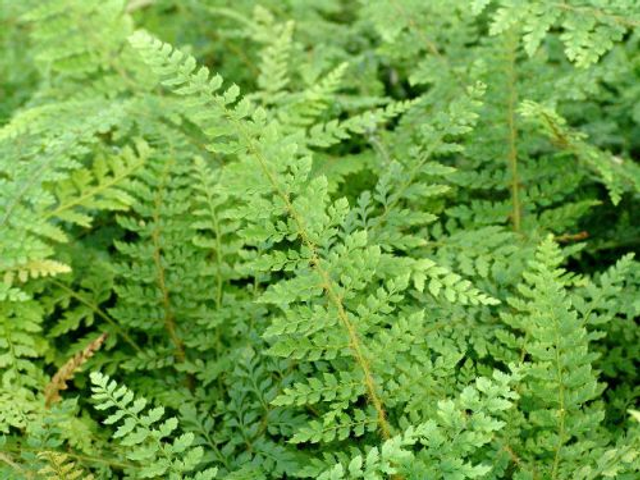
left=2, top=260, right=71, bottom=286
left=90, top=371, right=218, bottom=479
left=46, top=140, right=149, bottom=227
left=502, top=236, right=608, bottom=477
left=474, top=0, right=638, bottom=67
left=128, top=31, right=396, bottom=441
left=1, top=2, right=637, bottom=478
left=44, top=333, right=107, bottom=407
left=23, top=0, right=134, bottom=80
left=520, top=100, right=640, bottom=205
left=37, top=451, right=95, bottom=480
left=319, top=370, right=520, bottom=479
left=256, top=18, right=295, bottom=102
left=0, top=299, right=46, bottom=431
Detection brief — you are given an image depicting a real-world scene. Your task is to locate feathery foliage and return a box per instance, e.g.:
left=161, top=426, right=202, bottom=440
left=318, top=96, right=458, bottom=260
left=0, top=0, right=638, bottom=478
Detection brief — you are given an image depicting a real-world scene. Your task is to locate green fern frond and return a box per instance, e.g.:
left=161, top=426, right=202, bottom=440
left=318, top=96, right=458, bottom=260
left=473, top=0, right=638, bottom=67
left=37, top=451, right=95, bottom=480
left=90, top=371, right=218, bottom=479
left=520, top=100, right=640, bottom=205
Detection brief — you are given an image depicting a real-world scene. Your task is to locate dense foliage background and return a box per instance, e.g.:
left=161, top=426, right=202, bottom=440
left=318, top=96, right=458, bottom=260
left=0, top=0, right=639, bottom=478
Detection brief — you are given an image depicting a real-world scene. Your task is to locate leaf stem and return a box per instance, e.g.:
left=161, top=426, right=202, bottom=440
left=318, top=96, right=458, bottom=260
left=51, top=280, right=142, bottom=353
left=505, top=29, right=521, bottom=233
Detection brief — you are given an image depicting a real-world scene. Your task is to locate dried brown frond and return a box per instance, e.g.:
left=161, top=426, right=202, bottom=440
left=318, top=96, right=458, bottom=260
left=44, top=333, right=108, bottom=408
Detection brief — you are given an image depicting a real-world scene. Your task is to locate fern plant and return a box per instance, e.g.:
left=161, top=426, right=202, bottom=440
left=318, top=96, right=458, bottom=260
left=0, top=0, right=638, bottom=478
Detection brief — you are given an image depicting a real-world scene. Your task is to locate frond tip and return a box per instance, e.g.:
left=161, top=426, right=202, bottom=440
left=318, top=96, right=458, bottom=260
left=2, top=260, right=71, bottom=286
left=37, top=451, right=95, bottom=480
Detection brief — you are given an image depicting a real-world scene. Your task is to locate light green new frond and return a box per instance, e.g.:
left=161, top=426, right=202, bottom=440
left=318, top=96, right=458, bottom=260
left=2, top=260, right=71, bottom=287
left=476, top=0, right=638, bottom=67
left=90, top=371, right=218, bottom=479
left=24, top=0, right=134, bottom=80
left=411, top=370, right=520, bottom=479
left=0, top=299, right=47, bottom=432
left=278, top=63, right=349, bottom=130
left=128, top=31, right=253, bottom=157
left=503, top=236, right=607, bottom=477
left=37, top=451, right=94, bottom=480
left=0, top=284, right=29, bottom=303
left=318, top=422, right=430, bottom=480
left=0, top=100, right=129, bottom=297
left=410, top=258, right=500, bottom=306
left=319, top=370, right=520, bottom=479
left=257, top=19, right=295, bottom=101
left=47, top=140, right=149, bottom=227
left=1, top=133, right=142, bottom=289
